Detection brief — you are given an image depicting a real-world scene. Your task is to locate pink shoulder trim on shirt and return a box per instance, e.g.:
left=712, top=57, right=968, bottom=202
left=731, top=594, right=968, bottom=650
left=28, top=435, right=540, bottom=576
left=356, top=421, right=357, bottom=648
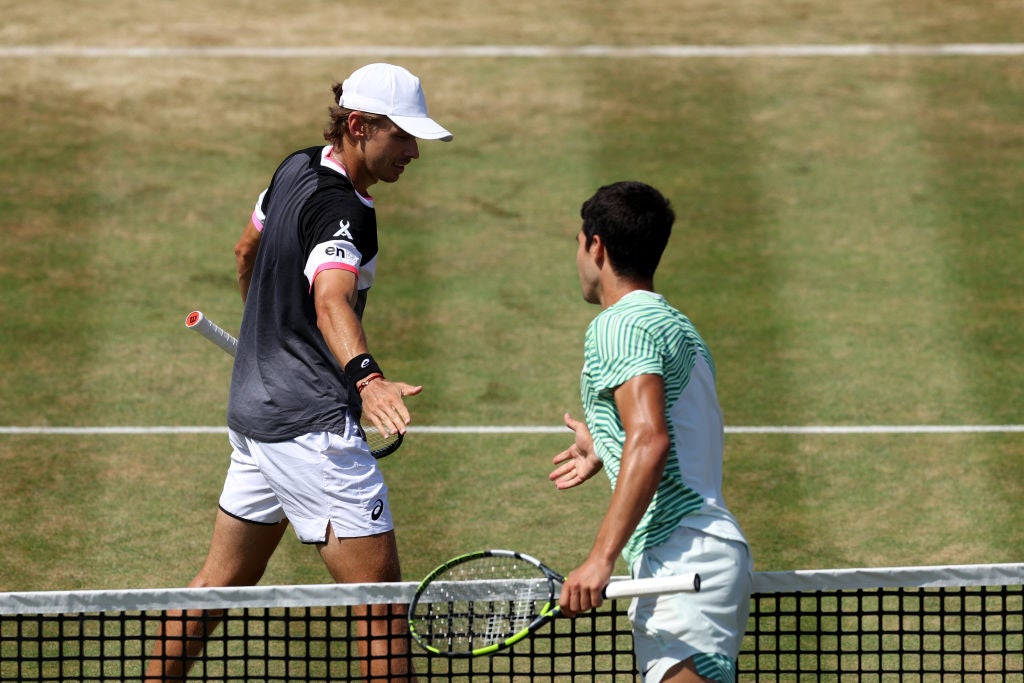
left=308, top=261, right=358, bottom=293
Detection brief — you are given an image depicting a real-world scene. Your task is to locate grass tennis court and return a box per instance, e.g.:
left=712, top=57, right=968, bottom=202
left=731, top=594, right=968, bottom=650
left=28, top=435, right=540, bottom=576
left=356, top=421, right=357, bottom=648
left=1, top=0, right=1022, bottom=607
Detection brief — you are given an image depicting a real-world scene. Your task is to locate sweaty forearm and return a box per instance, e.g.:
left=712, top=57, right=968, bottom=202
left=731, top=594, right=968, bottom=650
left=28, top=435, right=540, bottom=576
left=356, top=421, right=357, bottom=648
left=588, top=440, right=665, bottom=565
left=315, top=295, right=369, bottom=368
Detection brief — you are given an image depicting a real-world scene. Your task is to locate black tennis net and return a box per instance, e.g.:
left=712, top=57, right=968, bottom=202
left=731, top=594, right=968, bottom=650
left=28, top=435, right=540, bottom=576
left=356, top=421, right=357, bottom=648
left=1, top=563, right=1021, bottom=681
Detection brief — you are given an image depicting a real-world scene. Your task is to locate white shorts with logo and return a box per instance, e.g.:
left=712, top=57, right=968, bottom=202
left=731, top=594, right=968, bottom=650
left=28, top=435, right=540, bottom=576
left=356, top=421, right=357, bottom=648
left=629, top=526, right=753, bottom=683
left=220, top=426, right=393, bottom=544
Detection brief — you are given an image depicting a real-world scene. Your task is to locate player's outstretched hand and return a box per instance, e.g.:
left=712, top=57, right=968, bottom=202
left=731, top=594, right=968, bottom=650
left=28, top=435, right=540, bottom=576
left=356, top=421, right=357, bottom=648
left=549, top=412, right=603, bottom=490
left=359, top=379, right=423, bottom=437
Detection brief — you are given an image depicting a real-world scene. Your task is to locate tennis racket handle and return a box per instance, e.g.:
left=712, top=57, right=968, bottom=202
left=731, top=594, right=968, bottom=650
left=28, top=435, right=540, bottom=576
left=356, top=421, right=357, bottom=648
left=604, top=572, right=701, bottom=599
left=185, top=310, right=239, bottom=357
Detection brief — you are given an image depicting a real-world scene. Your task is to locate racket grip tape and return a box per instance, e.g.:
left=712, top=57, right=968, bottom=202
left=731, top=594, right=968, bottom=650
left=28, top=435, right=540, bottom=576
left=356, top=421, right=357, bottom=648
left=603, top=572, right=701, bottom=599
left=185, top=310, right=239, bottom=357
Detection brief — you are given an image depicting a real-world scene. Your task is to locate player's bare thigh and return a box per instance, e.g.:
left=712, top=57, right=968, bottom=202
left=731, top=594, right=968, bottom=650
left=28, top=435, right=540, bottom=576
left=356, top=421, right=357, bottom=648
left=317, top=525, right=403, bottom=583
left=190, top=509, right=289, bottom=588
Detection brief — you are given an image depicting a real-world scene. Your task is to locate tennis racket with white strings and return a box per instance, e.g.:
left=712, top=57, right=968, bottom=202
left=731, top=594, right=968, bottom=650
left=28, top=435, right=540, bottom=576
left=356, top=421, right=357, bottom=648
left=184, top=310, right=403, bottom=458
left=408, top=548, right=700, bottom=657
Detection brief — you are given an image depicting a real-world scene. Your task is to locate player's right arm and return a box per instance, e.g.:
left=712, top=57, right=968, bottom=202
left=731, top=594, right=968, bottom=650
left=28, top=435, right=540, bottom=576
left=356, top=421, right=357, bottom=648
left=234, top=219, right=262, bottom=303
left=559, top=373, right=669, bottom=617
left=237, top=188, right=269, bottom=303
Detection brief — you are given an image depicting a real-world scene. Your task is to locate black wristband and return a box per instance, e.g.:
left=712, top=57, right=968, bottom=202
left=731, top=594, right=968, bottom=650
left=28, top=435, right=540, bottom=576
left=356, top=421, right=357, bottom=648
left=345, top=353, right=383, bottom=385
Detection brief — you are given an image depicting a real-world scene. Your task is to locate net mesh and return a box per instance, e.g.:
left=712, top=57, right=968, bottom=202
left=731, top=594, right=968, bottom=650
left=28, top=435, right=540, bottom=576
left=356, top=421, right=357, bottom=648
left=1, top=563, right=1021, bottom=682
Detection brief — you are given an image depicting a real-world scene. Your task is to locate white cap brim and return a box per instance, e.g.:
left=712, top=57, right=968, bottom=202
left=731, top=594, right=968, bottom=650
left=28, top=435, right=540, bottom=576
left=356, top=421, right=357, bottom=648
left=389, top=114, right=453, bottom=142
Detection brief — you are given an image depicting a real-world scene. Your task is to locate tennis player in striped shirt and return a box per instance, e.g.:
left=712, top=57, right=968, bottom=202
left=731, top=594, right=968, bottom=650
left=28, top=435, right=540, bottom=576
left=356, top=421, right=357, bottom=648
left=549, top=181, right=753, bottom=683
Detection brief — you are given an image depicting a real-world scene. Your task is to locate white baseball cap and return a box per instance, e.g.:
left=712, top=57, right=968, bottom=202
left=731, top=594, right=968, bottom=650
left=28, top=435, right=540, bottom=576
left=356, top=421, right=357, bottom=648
left=339, top=63, right=453, bottom=142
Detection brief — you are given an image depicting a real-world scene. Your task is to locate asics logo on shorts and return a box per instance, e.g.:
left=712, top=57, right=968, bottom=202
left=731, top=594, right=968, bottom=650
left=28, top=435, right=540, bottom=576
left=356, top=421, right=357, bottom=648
left=371, top=499, right=384, bottom=521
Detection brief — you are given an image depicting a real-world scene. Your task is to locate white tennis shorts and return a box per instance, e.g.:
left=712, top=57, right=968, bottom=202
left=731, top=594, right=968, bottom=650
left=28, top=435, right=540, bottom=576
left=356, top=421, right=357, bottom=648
left=629, top=526, right=753, bottom=683
left=220, top=426, right=393, bottom=544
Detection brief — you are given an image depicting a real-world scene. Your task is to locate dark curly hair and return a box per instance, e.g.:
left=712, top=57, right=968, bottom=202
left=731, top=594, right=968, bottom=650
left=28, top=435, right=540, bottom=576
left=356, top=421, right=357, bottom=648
left=580, top=181, right=675, bottom=281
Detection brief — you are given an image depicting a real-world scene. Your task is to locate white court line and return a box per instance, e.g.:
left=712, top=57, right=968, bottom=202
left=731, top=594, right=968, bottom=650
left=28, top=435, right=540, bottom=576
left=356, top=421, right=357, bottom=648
left=0, top=44, right=1023, bottom=59
left=0, top=425, right=1022, bottom=435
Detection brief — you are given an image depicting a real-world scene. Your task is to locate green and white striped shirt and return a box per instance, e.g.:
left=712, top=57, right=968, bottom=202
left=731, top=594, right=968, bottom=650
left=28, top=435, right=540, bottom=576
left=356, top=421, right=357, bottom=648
left=581, top=290, right=746, bottom=568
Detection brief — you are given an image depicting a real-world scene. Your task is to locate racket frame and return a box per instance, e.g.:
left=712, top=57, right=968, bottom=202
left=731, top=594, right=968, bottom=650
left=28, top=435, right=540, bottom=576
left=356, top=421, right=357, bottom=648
left=358, top=423, right=404, bottom=459
left=408, top=549, right=561, bottom=657
left=409, top=548, right=702, bottom=658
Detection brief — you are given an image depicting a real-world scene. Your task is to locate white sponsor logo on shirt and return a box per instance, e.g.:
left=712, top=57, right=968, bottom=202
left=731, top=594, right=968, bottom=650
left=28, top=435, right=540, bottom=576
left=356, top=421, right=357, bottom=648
left=334, top=219, right=353, bottom=239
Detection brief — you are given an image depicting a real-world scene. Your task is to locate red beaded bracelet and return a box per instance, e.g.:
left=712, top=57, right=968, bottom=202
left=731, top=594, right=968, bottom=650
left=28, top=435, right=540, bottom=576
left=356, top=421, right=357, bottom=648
left=356, top=373, right=384, bottom=393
